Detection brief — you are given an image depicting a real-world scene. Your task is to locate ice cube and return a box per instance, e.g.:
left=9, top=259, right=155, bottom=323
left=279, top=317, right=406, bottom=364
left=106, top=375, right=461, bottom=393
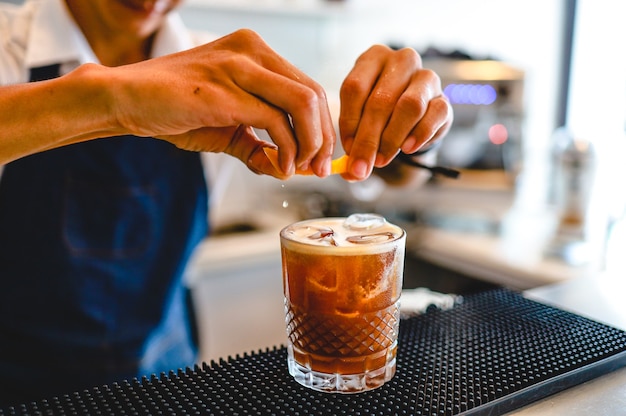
left=343, top=213, right=386, bottom=230
left=306, top=226, right=337, bottom=246
left=346, top=232, right=395, bottom=244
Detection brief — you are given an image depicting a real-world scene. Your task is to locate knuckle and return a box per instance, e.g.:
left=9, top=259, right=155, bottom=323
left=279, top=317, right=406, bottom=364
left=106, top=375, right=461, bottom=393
left=356, top=135, right=381, bottom=155
left=412, top=68, right=443, bottom=94
left=233, top=28, right=260, bottom=42
left=312, top=83, right=328, bottom=102
left=340, top=75, right=368, bottom=101
left=433, top=95, right=451, bottom=111
left=398, top=93, right=429, bottom=117
left=367, top=90, right=395, bottom=112
left=368, top=43, right=391, bottom=55
left=300, top=134, right=323, bottom=156
left=431, top=95, right=454, bottom=121
left=421, top=68, right=442, bottom=87
left=296, top=87, right=321, bottom=114
left=396, top=47, right=423, bottom=68
left=229, top=29, right=267, bottom=51
left=355, top=44, right=388, bottom=64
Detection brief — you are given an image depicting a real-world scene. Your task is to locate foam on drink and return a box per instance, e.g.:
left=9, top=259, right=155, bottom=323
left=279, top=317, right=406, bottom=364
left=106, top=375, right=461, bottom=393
left=281, top=213, right=404, bottom=253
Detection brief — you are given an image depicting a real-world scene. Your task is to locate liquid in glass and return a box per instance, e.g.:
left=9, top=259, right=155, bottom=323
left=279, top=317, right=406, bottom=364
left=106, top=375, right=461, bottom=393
left=280, top=213, right=405, bottom=393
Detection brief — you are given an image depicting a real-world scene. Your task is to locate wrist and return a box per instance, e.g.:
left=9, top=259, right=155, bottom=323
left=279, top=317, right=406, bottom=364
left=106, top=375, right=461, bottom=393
left=0, top=64, right=122, bottom=164
left=66, top=63, right=123, bottom=138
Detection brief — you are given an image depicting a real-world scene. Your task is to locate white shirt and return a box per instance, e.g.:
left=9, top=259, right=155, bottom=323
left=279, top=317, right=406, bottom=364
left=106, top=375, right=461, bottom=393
left=0, top=0, right=236, bottom=218
left=0, top=0, right=209, bottom=83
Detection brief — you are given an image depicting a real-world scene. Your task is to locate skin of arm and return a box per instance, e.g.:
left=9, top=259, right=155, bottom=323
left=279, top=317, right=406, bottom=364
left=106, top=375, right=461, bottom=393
left=0, top=64, right=118, bottom=164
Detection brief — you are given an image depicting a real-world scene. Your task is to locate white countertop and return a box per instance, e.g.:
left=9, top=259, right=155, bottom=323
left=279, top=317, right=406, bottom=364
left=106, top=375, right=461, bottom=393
left=411, top=225, right=586, bottom=290
left=507, top=272, right=626, bottom=415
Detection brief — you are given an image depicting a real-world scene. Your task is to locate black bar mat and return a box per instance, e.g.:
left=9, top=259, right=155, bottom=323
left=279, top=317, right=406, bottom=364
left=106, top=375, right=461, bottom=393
left=3, top=288, right=626, bottom=415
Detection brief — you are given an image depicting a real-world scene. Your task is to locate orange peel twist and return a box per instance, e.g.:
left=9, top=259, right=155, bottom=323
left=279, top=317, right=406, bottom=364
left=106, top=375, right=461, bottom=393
left=263, top=147, right=348, bottom=176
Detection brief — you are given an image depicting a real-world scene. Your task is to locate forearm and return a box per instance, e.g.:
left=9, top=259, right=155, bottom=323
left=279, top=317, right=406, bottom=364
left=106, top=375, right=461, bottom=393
left=0, top=64, right=120, bottom=164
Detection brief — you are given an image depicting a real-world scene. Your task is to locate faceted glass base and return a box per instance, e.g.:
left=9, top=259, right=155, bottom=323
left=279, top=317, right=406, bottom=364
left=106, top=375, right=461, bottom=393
left=287, top=346, right=397, bottom=394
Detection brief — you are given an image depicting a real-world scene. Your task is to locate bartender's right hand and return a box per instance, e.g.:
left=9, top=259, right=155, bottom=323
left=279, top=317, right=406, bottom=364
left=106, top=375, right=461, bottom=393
left=108, top=29, right=336, bottom=178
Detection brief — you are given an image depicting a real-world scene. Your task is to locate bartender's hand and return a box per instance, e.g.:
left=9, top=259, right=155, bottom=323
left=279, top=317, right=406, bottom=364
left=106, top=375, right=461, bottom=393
left=0, top=29, right=335, bottom=178
left=338, top=45, right=453, bottom=181
left=109, top=29, right=335, bottom=178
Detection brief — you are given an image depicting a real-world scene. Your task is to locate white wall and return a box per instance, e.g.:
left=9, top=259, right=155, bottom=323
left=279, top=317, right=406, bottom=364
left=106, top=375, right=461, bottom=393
left=567, top=0, right=626, bottom=272
left=567, top=0, right=626, bottom=140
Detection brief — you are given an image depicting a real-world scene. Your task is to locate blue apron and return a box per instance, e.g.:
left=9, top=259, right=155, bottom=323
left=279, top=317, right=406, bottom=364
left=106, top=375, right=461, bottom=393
left=0, top=64, right=209, bottom=407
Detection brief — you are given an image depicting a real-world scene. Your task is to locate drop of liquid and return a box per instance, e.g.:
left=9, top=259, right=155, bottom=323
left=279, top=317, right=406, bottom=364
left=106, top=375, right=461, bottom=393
left=282, top=200, right=289, bottom=208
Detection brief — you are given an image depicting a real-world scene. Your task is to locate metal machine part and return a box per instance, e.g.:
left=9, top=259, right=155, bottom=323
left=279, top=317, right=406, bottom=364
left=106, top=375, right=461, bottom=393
left=423, top=57, right=526, bottom=180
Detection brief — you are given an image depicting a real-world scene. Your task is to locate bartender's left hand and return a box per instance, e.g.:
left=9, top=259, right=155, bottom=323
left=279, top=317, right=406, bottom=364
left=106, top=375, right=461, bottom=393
left=338, top=45, right=453, bottom=181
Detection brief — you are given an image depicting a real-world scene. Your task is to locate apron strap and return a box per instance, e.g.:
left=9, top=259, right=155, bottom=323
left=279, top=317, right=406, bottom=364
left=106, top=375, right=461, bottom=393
left=29, top=64, right=62, bottom=82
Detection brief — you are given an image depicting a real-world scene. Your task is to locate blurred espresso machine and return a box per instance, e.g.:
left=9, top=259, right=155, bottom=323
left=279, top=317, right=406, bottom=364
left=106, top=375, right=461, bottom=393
left=422, top=52, right=526, bottom=187
left=393, top=51, right=528, bottom=235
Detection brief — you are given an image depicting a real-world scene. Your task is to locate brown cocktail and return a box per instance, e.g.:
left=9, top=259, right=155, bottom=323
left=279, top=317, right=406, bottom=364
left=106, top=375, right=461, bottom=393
left=280, top=213, right=405, bottom=393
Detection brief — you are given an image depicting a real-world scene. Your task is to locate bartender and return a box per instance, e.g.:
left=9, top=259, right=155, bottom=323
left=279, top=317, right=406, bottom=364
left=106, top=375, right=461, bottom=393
left=0, top=0, right=452, bottom=407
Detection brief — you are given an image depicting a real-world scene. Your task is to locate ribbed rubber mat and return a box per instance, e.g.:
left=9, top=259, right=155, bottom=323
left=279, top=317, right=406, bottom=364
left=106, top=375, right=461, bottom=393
left=3, top=289, right=626, bottom=415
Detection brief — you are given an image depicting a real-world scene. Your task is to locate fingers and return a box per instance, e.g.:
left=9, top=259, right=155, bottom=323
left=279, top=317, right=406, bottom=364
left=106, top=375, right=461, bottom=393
left=233, top=65, right=334, bottom=176
left=338, top=45, right=389, bottom=157
left=226, top=125, right=288, bottom=178
left=338, top=45, right=453, bottom=181
left=401, top=96, right=453, bottom=154
left=150, top=29, right=335, bottom=178
left=162, top=125, right=291, bottom=179
left=380, top=70, right=441, bottom=159
left=223, top=30, right=336, bottom=176
left=224, top=124, right=297, bottom=179
left=142, top=30, right=455, bottom=182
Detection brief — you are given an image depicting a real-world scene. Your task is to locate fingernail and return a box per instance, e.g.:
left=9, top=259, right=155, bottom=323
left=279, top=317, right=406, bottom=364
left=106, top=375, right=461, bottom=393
left=298, top=161, right=310, bottom=172
left=401, top=137, right=418, bottom=153
left=375, top=153, right=386, bottom=167
left=351, top=158, right=369, bottom=179
left=282, top=160, right=295, bottom=176
left=321, top=160, right=331, bottom=177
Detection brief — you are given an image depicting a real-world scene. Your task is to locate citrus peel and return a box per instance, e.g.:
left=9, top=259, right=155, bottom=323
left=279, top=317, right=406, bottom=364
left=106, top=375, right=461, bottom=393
left=263, top=147, right=348, bottom=176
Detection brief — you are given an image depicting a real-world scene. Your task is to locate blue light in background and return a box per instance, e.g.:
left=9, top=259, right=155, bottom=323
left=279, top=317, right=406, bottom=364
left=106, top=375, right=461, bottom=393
left=443, top=83, right=497, bottom=105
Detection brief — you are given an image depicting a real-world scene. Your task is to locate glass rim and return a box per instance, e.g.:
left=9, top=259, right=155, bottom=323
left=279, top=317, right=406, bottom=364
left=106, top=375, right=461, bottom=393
left=280, top=216, right=406, bottom=255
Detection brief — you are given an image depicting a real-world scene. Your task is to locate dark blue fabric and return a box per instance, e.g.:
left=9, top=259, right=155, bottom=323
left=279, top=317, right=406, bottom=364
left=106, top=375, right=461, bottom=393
left=0, top=64, right=209, bottom=407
